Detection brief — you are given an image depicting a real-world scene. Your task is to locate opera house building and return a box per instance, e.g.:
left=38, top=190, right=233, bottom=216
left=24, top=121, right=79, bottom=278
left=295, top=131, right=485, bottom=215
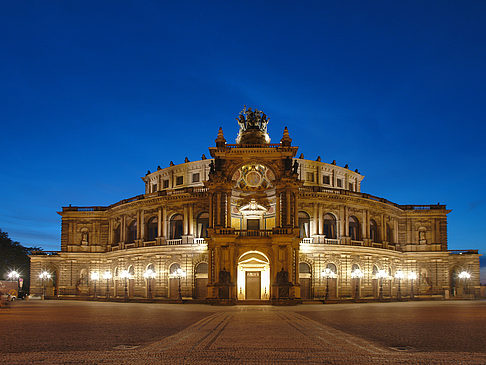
left=30, top=108, right=480, bottom=303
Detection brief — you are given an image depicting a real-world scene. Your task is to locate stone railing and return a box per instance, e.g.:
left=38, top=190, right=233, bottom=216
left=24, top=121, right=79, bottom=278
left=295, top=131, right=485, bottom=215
left=299, top=186, right=447, bottom=211
left=193, top=238, right=207, bottom=244
left=166, top=239, right=183, bottom=245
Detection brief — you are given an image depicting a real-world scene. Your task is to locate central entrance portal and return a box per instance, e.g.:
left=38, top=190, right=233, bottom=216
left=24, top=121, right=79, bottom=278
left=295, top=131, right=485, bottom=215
left=237, top=251, right=270, bottom=301
left=245, top=271, right=261, bottom=299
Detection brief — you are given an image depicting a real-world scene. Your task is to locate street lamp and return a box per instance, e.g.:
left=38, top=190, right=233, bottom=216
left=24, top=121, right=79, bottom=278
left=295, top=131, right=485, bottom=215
left=103, top=271, right=112, bottom=299
left=321, top=267, right=337, bottom=301
left=458, top=271, right=471, bottom=296
left=39, top=271, right=51, bottom=300
left=7, top=270, right=20, bottom=298
left=376, top=269, right=388, bottom=300
left=170, top=268, right=186, bottom=301
left=408, top=272, right=417, bottom=300
left=91, top=272, right=100, bottom=299
left=394, top=270, right=404, bottom=301
left=120, top=270, right=132, bottom=301
left=351, top=268, right=364, bottom=300
left=143, top=268, right=156, bottom=299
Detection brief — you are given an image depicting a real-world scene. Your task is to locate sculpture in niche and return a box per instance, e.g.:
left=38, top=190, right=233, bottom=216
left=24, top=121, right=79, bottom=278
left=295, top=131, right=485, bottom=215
left=81, top=228, right=89, bottom=245
left=418, top=228, right=427, bottom=244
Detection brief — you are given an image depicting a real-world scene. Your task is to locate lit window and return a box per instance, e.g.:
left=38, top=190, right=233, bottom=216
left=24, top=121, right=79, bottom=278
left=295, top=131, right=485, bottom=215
left=192, top=173, right=200, bottom=183
left=176, top=176, right=183, bottom=185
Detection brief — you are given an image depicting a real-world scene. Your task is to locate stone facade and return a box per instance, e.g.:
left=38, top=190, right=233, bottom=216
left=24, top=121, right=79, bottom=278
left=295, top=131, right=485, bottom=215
left=30, top=109, right=480, bottom=302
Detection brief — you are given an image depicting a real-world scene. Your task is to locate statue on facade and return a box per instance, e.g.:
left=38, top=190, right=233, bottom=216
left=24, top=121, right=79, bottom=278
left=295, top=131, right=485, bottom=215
left=292, top=160, right=299, bottom=175
left=219, top=268, right=231, bottom=284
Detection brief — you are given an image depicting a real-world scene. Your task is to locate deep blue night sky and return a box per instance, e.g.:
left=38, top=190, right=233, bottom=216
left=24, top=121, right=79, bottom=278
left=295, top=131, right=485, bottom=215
left=1, top=1, right=485, bottom=276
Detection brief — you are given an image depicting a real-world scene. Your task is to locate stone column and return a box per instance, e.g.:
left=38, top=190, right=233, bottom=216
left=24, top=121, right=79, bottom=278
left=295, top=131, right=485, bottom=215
left=189, top=204, right=194, bottom=235
left=313, top=203, right=318, bottom=235
left=157, top=207, right=162, bottom=237
left=162, top=207, right=167, bottom=238
left=183, top=205, right=188, bottom=235
left=226, top=192, right=232, bottom=228
left=286, top=190, right=291, bottom=226
left=140, top=210, right=145, bottom=241
left=216, top=193, right=221, bottom=226
left=209, top=193, right=213, bottom=228
left=362, top=210, right=367, bottom=240
left=319, top=204, right=324, bottom=236
left=275, top=192, right=281, bottom=227
left=108, top=219, right=113, bottom=244
left=293, top=192, right=299, bottom=227
left=381, top=214, right=386, bottom=242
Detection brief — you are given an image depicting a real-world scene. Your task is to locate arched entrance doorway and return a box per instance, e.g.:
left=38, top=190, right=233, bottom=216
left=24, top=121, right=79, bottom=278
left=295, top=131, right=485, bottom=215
left=299, top=262, right=312, bottom=299
left=194, top=262, right=208, bottom=299
left=237, top=251, right=270, bottom=301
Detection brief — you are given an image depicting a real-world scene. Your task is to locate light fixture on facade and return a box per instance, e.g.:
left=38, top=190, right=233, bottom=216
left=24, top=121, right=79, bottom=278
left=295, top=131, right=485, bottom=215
left=91, top=272, right=100, bottom=298
left=103, top=271, right=112, bottom=299
left=351, top=268, right=364, bottom=300
left=321, top=267, right=337, bottom=302
left=394, top=270, right=404, bottom=300
left=408, top=271, right=417, bottom=299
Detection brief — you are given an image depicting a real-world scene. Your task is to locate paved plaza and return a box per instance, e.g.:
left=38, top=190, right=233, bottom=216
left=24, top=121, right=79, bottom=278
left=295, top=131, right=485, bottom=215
left=1, top=300, right=486, bottom=364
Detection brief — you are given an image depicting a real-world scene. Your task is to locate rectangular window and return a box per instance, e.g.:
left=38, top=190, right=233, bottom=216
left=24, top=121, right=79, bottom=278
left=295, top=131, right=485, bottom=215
left=151, top=183, right=157, bottom=193
left=176, top=176, right=184, bottom=185
left=192, top=173, right=200, bottom=183
left=163, top=179, right=169, bottom=188
left=349, top=182, right=354, bottom=191
left=322, top=175, right=330, bottom=185
left=337, top=178, right=343, bottom=188
left=247, top=219, right=260, bottom=230
left=306, top=172, right=314, bottom=182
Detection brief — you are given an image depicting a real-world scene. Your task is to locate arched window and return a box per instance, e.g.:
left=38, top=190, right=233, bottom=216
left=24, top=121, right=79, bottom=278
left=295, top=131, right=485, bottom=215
left=147, top=217, right=158, bottom=241
left=349, top=216, right=360, bottom=241
left=127, top=221, right=137, bottom=243
left=372, top=265, right=379, bottom=276
left=370, top=219, right=380, bottom=243
left=323, top=213, right=337, bottom=239
left=196, top=212, right=209, bottom=238
left=351, top=263, right=360, bottom=272
left=113, top=225, right=120, bottom=244
left=169, top=214, right=183, bottom=239
left=169, top=263, right=181, bottom=275
left=298, top=211, right=310, bottom=238
left=195, top=262, right=208, bottom=274
left=386, top=223, right=393, bottom=243
left=299, top=262, right=311, bottom=274
left=326, top=263, right=337, bottom=274
left=128, top=265, right=135, bottom=277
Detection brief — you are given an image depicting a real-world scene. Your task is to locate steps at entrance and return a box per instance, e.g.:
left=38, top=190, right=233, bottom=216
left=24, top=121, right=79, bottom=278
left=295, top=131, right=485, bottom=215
left=236, top=300, right=270, bottom=305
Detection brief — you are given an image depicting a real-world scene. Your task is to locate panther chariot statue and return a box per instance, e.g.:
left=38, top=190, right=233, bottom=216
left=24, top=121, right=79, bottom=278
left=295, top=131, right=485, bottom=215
left=235, top=106, right=271, bottom=145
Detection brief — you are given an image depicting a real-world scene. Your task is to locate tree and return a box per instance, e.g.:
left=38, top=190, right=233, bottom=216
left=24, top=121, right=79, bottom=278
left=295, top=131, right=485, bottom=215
left=0, top=229, right=40, bottom=294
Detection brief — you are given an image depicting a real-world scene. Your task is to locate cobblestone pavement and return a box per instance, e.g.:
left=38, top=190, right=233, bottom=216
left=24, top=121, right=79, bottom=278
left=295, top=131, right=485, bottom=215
left=1, top=301, right=486, bottom=364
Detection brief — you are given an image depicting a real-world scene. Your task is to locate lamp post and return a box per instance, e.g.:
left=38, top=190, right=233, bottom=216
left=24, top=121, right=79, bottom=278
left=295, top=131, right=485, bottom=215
left=39, top=271, right=51, bottom=300
left=376, top=269, right=388, bottom=301
left=408, top=272, right=416, bottom=300
left=120, top=270, right=132, bottom=301
left=394, top=270, right=404, bottom=301
left=103, top=271, right=112, bottom=299
left=458, top=271, right=471, bottom=296
left=351, top=268, right=364, bottom=300
left=143, top=268, right=156, bottom=299
left=91, top=272, right=99, bottom=299
left=170, top=268, right=186, bottom=301
left=7, top=270, right=20, bottom=298
left=321, top=268, right=337, bottom=302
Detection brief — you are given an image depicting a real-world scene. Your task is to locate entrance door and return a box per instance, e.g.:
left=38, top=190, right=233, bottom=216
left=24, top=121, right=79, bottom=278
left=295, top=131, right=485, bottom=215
left=301, top=278, right=311, bottom=299
left=245, top=271, right=261, bottom=300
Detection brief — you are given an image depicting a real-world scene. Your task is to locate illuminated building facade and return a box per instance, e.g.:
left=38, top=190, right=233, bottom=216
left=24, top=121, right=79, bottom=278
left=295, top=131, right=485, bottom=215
left=30, top=108, right=480, bottom=302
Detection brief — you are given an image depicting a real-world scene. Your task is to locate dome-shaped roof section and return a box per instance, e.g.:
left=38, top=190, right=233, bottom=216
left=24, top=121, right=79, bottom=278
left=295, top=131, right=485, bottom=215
left=235, top=106, right=271, bottom=145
